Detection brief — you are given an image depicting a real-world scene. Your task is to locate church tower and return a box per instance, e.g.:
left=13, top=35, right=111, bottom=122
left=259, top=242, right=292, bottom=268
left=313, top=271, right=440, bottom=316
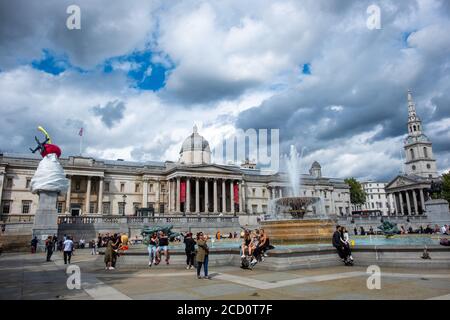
left=404, top=90, right=438, bottom=178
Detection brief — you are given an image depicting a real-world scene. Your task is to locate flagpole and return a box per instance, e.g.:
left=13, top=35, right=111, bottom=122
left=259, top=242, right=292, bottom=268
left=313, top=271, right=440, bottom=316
left=80, top=134, right=82, bottom=156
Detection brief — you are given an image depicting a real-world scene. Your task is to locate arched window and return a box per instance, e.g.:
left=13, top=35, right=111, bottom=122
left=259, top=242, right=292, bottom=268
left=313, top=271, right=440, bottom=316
left=423, top=147, right=428, bottom=158
left=413, top=125, right=417, bottom=131
left=410, top=149, right=415, bottom=160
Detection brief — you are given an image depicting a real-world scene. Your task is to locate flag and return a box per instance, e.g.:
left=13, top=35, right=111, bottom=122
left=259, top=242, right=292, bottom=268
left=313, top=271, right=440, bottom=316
left=234, top=183, right=239, bottom=204
left=79, top=127, right=83, bottom=136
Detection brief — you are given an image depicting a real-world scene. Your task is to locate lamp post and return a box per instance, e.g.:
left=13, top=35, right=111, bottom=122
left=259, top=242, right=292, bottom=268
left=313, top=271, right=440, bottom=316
left=122, top=194, right=127, bottom=216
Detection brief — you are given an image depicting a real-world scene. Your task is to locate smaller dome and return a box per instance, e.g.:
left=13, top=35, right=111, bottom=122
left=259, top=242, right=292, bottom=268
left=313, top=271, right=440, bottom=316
left=311, top=161, right=321, bottom=168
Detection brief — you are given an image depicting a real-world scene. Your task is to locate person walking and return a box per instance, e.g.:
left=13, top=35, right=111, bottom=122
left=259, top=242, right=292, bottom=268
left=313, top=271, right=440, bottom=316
left=91, top=239, right=97, bottom=255
left=63, top=236, right=74, bottom=264
left=158, top=231, right=170, bottom=265
left=196, top=232, right=211, bottom=279
left=104, top=236, right=114, bottom=270
left=183, top=232, right=196, bottom=270
left=45, top=236, right=54, bottom=261
left=30, top=236, right=38, bottom=253
left=147, top=232, right=159, bottom=267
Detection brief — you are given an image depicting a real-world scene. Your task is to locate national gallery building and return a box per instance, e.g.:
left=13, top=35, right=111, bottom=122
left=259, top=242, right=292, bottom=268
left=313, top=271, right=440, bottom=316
left=0, top=126, right=351, bottom=219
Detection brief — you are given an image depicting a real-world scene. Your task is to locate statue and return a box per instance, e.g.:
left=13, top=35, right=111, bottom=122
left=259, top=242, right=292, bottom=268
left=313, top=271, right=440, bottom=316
left=424, top=180, right=443, bottom=200
left=378, top=220, right=399, bottom=237
left=29, top=126, right=68, bottom=251
left=141, top=224, right=180, bottom=244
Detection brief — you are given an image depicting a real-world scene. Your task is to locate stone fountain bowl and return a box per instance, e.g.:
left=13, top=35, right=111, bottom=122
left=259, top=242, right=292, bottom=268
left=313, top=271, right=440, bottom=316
left=275, top=196, right=320, bottom=209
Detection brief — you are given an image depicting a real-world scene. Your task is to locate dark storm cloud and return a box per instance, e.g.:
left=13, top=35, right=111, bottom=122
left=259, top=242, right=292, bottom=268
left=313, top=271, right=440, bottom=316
left=92, top=100, right=126, bottom=128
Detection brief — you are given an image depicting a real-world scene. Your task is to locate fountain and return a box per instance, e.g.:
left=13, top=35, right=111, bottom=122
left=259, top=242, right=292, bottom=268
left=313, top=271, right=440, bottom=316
left=261, top=145, right=335, bottom=244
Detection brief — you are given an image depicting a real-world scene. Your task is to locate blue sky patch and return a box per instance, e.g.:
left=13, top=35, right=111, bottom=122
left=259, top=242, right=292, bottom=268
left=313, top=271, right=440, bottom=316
left=302, top=63, right=312, bottom=75
left=31, top=49, right=71, bottom=75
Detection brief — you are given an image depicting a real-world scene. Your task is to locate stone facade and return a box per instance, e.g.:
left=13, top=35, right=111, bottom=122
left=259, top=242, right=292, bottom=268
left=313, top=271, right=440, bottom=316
left=0, top=127, right=351, bottom=219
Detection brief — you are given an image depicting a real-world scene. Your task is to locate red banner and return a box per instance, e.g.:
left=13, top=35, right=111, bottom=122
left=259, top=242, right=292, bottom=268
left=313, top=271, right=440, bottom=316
left=234, top=183, right=239, bottom=204
left=180, top=181, right=186, bottom=203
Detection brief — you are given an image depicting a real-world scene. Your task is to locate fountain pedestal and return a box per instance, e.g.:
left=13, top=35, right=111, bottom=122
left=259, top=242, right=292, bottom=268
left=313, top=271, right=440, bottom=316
left=261, top=218, right=335, bottom=244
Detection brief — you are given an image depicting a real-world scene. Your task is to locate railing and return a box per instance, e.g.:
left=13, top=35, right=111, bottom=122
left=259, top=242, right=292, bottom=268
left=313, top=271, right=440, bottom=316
left=56, top=214, right=239, bottom=225
left=0, top=214, right=34, bottom=223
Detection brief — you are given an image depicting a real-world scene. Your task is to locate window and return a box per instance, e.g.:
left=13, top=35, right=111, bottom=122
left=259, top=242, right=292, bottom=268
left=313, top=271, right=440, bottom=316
left=120, top=183, right=125, bottom=193
left=371, top=203, right=374, bottom=209
left=252, top=188, right=256, bottom=196
left=262, top=189, right=266, bottom=197
left=102, top=202, right=111, bottom=215
left=75, top=181, right=81, bottom=191
left=410, top=149, right=415, bottom=160
left=89, top=202, right=96, bottom=214
left=2, top=201, right=11, bottom=214
left=423, top=147, right=428, bottom=158
left=135, top=183, right=140, bottom=193
left=22, top=200, right=31, bottom=214
left=252, top=204, right=258, bottom=214
left=25, top=178, right=31, bottom=189
left=6, top=178, right=13, bottom=188
left=412, top=165, right=416, bottom=171
left=262, top=205, right=267, bottom=213
left=427, top=164, right=431, bottom=169
left=104, top=182, right=110, bottom=192
left=133, top=202, right=141, bottom=215
left=118, top=202, right=125, bottom=215
left=57, top=202, right=64, bottom=213
left=149, top=184, right=153, bottom=193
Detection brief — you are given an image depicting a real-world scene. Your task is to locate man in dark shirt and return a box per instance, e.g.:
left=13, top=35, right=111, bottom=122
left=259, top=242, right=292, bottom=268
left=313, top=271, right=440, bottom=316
left=332, top=225, right=345, bottom=260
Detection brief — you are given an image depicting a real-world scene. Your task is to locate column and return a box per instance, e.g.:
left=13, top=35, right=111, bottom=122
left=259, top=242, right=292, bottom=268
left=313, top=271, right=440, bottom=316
left=186, top=178, right=191, bottom=213
left=241, top=181, right=246, bottom=214
left=222, top=180, right=226, bottom=213
left=213, top=179, right=218, bottom=213
left=65, top=175, right=72, bottom=213
left=142, top=179, right=148, bottom=209
left=272, top=188, right=275, bottom=199
left=176, top=177, right=180, bottom=213
left=399, top=191, right=404, bottom=215
left=204, top=179, right=209, bottom=213
left=405, top=190, right=412, bottom=216
left=279, top=188, right=282, bottom=198
left=155, top=180, right=160, bottom=212
left=420, top=189, right=425, bottom=215
left=195, top=178, right=200, bottom=213
left=168, top=179, right=172, bottom=212
left=230, top=180, right=235, bottom=214
left=412, top=189, right=418, bottom=215
left=98, top=177, right=104, bottom=214
left=85, top=177, right=91, bottom=215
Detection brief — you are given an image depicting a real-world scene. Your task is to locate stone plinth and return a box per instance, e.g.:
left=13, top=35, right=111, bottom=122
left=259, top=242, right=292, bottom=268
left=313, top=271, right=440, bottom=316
left=261, top=218, right=335, bottom=244
left=32, top=191, right=59, bottom=252
left=425, top=199, right=450, bottom=224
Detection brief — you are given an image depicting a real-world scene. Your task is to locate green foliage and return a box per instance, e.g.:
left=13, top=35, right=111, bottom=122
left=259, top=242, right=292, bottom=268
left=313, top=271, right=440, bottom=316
left=344, top=177, right=367, bottom=205
left=442, top=172, right=450, bottom=205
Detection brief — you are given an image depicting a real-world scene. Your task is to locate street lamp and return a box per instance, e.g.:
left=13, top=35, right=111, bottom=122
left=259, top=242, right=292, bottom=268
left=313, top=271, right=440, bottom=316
left=122, top=194, right=127, bottom=216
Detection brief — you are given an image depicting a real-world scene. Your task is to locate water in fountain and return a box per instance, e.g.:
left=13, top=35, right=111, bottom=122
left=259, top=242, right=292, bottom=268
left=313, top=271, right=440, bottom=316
left=286, top=145, right=302, bottom=197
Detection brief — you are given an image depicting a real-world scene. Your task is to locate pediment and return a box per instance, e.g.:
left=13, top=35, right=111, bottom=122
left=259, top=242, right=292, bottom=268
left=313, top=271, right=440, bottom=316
left=386, top=175, right=419, bottom=189
left=173, top=164, right=242, bottom=175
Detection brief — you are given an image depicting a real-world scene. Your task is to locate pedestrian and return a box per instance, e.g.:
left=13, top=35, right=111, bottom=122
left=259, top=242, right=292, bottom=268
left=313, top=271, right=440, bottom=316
left=196, top=232, right=211, bottom=279
left=147, top=232, right=159, bottom=267
left=158, top=231, right=170, bottom=265
left=183, top=232, right=196, bottom=270
left=63, top=236, right=74, bottom=264
left=45, top=236, right=54, bottom=261
left=354, top=227, right=358, bottom=236
left=104, top=236, right=114, bottom=270
left=91, top=239, right=97, bottom=255
left=30, top=236, right=38, bottom=253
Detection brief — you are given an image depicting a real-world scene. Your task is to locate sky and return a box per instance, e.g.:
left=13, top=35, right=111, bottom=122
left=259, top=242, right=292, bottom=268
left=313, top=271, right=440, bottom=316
left=0, top=0, right=449, bottom=182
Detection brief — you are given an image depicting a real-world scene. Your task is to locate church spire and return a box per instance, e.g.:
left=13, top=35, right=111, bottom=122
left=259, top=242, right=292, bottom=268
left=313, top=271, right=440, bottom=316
left=407, top=89, right=422, bottom=136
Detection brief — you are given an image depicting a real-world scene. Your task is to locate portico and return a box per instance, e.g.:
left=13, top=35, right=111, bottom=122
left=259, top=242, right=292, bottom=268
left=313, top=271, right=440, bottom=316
left=386, top=175, right=430, bottom=216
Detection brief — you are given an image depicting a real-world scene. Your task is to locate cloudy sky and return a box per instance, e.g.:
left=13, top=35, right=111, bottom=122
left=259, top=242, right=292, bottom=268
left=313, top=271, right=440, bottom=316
left=0, top=0, right=449, bottom=181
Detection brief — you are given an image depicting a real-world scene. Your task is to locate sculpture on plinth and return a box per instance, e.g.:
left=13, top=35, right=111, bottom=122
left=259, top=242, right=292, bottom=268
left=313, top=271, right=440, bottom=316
left=29, top=126, right=68, bottom=251
left=378, top=220, right=399, bottom=238
left=141, top=225, right=180, bottom=243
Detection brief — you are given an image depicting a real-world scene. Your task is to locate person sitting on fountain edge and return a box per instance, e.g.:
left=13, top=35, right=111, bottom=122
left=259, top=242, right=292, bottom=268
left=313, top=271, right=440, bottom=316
left=332, top=225, right=346, bottom=261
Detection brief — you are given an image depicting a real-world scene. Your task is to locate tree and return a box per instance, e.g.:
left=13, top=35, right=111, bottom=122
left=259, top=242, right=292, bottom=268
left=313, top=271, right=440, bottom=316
left=344, top=178, right=367, bottom=205
left=442, top=171, right=450, bottom=205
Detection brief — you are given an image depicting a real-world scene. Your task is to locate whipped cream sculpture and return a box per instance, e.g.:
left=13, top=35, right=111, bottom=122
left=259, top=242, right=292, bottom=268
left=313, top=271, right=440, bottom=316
left=29, top=126, right=68, bottom=194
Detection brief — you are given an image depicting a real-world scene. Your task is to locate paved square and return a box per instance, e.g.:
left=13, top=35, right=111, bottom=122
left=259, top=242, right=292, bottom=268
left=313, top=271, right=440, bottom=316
left=1, top=250, right=449, bottom=300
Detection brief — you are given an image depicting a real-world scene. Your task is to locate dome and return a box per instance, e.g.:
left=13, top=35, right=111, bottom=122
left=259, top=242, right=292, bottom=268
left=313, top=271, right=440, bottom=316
left=179, top=125, right=210, bottom=154
left=179, top=125, right=211, bottom=164
left=311, top=161, right=321, bottom=168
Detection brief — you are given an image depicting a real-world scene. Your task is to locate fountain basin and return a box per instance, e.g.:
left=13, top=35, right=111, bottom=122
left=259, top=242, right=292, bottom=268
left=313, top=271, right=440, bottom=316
left=261, top=218, right=335, bottom=244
